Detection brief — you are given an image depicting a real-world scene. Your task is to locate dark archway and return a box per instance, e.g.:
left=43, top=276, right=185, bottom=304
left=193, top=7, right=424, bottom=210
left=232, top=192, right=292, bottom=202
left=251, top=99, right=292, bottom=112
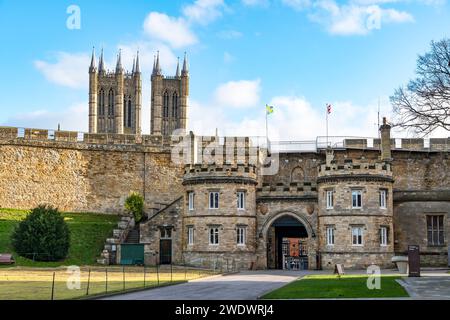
left=267, top=215, right=308, bottom=270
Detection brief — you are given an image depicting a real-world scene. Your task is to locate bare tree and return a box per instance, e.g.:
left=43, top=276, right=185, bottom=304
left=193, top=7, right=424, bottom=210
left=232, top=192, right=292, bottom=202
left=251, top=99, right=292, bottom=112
left=390, top=38, right=450, bottom=136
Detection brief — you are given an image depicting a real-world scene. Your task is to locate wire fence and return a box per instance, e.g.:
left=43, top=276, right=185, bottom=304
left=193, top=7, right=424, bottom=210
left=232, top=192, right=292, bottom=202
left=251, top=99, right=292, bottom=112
left=0, top=265, right=219, bottom=300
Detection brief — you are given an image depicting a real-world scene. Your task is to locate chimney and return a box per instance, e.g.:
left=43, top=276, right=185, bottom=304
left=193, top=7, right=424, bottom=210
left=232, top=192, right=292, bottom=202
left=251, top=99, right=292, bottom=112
left=380, top=117, right=392, bottom=161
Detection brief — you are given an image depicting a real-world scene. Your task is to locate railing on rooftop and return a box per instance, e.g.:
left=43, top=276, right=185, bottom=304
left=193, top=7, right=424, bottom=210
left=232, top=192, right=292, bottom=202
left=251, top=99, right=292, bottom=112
left=0, top=126, right=448, bottom=153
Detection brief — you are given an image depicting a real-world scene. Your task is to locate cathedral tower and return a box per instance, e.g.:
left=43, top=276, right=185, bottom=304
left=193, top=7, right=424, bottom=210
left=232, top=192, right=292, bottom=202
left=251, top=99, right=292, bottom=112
left=88, top=48, right=142, bottom=134
left=151, top=52, right=189, bottom=136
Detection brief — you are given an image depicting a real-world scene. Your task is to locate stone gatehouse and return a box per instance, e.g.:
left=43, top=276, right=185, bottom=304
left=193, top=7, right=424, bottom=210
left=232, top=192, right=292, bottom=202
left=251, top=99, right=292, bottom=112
left=0, top=50, right=448, bottom=270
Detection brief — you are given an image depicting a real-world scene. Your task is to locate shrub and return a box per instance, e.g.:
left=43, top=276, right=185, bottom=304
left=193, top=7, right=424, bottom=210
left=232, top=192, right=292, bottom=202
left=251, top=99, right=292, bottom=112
left=11, top=205, right=70, bottom=261
left=125, top=192, right=144, bottom=223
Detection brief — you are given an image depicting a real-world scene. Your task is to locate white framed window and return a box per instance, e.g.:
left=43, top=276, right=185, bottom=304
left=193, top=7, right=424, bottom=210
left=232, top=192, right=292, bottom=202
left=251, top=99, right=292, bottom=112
left=188, top=192, right=195, bottom=211
left=209, top=192, right=219, bottom=209
left=379, top=189, right=387, bottom=209
left=237, top=192, right=245, bottom=210
left=237, top=227, right=246, bottom=246
left=17, top=128, right=25, bottom=138
left=326, top=190, right=334, bottom=209
left=209, top=227, right=219, bottom=245
left=380, top=227, right=388, bottom=246
left=326, top=226, right=335, bottom=246
left=48, top=130, right=55, bottom=140
left=352, top=227, right=363, bottom=246
left=351, top=190, right=362, bottom=209
left=187, top=227, right=194, bottom=245
left=77, top=132, right=84, bottom=142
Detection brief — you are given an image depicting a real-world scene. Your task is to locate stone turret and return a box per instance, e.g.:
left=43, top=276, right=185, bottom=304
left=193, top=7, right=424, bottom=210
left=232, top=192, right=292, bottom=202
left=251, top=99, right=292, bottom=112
left=150, top=52, right=190, bottom=136
left=316, top=157, right=394, bottom=269
left=181, top=135, right=258, bottom=270
left=88, top=48, right=141, bottom=134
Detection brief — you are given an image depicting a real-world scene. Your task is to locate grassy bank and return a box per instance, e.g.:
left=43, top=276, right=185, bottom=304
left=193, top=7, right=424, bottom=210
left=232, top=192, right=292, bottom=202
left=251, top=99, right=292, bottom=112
left=0, top=208, right=119, bottom=267
left=262, top=274, right=409, bottom=299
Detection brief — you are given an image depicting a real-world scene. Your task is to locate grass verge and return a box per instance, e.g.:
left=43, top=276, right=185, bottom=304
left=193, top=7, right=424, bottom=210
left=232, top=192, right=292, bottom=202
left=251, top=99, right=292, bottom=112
left=261, top=274, right=409, bottom=299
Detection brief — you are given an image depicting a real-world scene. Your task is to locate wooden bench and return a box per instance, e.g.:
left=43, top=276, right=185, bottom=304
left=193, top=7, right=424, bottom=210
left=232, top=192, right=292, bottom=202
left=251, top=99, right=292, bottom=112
left=0, top=254, right=15, bottom=265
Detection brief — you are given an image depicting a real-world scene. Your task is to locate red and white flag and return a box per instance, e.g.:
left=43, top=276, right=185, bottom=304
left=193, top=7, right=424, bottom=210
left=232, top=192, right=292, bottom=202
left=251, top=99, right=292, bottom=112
left=327, top=104, right=332, bottom=114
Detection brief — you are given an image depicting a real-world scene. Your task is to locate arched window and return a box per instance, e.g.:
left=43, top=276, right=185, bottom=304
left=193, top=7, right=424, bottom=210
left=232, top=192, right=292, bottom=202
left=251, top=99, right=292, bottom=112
left=108, top=89, right=114, bottom=116
left=98, top=89, right=105, bottom=116
left=123, top=97, right=127, bottom=126
left=127, top=99, right=132, bottom=128
left=163, top=91, right=169, bottom=118
left=172, top=92, right=178, bottom=118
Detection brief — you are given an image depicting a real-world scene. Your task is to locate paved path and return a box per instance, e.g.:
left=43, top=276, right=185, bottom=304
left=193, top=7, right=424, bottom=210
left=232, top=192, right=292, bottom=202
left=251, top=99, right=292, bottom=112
left=101, top=270, right=307, bottom=300
left=398, top=275, right=450, bottom=299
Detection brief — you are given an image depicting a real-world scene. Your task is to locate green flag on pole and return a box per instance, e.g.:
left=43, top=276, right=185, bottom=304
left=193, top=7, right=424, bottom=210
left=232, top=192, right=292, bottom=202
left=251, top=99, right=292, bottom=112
left=266, top=104, right=274, bottom=115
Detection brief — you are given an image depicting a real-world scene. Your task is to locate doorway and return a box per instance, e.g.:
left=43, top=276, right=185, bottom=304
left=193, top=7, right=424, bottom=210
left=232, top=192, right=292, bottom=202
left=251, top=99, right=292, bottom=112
left=267, top=215, right=309, bottom=270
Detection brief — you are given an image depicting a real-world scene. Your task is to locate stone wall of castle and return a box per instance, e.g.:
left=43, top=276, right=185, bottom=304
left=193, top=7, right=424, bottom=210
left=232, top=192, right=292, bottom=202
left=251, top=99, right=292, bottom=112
left=0, top=136, right=184, bottom=214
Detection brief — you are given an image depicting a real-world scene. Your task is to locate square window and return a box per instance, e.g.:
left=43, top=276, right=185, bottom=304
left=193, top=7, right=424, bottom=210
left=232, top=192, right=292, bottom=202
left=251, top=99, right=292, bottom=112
left=427, top=215, right=445, bottom=246
left=237, top=227, right=246, bottom=245
left=209, top=192, right=219, bottom=209
left=209, top=228, right=219, bottom=245
left=352, top=190, right=362, bottom=209
left=352, top=227, right=363, bottom=246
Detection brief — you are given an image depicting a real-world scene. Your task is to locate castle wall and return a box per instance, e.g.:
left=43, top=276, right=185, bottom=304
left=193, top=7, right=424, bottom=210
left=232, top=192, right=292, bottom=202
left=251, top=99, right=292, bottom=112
left=0, top=139, right=184, bottom=214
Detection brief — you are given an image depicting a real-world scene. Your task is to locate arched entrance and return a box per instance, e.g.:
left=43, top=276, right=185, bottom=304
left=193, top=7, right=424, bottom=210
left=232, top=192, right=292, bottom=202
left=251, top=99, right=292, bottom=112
left=266, top=215, right=309, bottom=270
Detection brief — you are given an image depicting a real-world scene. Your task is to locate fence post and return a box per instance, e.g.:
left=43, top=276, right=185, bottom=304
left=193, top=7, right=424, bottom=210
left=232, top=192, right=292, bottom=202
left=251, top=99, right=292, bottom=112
left=156, top=264, right=160, bottom=286
left=171, top=263, right=173, bottom=282
left=122, top=266, right=125, bottom=291
left=50, top=272, right=56, bottom=301
left=105, top=268, right=108, bottom=293
left=86, top=268, right=91, bottom=296
left=143, top=266, right=146, bottom=288
left=184, top=263, right=187, bottom=281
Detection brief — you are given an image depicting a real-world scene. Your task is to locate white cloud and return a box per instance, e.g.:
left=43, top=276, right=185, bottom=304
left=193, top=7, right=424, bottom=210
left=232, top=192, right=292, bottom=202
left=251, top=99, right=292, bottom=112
left=217, top=30, right=243, bottom=39
left=2, top=103, right=88, bottom=132
left=214, top=79, right=261, bottom=108
left=34, top=52, right=90, bottom=89
left=309, top=0, right=414, bottom=35
left=189, top=91, right=405, bottom=140
left=182, top=0, right=226, bottom=25
left=143, top=12, right=198, bottom=48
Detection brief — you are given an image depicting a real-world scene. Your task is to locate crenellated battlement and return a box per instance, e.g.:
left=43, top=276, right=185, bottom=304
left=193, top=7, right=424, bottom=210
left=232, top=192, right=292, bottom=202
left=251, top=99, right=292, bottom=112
left=183, top=162, right=258, bottom=185
left=317, top=159, right=393, bottom=184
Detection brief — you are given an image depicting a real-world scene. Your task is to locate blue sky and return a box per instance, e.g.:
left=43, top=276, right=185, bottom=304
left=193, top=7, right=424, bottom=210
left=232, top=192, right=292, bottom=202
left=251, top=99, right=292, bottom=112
left=0, top=0, right=449, bottom=139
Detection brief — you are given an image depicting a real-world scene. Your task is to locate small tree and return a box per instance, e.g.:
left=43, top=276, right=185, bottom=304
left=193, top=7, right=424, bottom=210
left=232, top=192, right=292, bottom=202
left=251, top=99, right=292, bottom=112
left=125, top=192, right=144, bottom=223
left=11, top=205, right=70, bottom=261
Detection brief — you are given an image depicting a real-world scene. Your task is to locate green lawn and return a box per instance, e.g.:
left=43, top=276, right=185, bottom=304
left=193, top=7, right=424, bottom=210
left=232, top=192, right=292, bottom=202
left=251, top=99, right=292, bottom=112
left=0, top=265, right=218, bottom=300
left=0, top=208, right=119, bottom=267
left=262, top=274, right=409, bottom=299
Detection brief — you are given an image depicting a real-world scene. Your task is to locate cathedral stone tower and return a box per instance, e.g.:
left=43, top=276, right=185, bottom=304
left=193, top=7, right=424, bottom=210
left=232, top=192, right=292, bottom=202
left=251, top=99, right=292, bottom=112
left=151, top=52, right=189, bottom=136
left=88, top=48, right=142, bottom=135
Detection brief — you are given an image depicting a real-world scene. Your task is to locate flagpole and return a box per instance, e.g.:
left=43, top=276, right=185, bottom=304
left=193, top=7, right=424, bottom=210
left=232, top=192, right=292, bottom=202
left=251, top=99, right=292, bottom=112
left=265, top=108, right=269, bottom=147
left=326, top=105, right=329, bottom=148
